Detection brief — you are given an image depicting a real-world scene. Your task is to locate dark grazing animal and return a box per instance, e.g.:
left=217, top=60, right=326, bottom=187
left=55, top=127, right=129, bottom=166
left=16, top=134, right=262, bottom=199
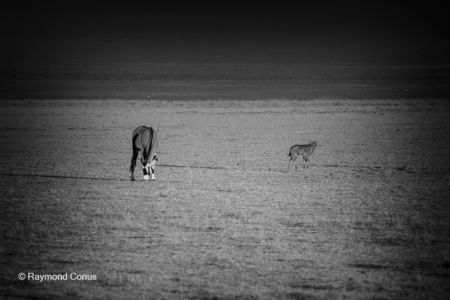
left=130, top=126, right=159, bottom=181
left=288, top=141, right=317, bottom=170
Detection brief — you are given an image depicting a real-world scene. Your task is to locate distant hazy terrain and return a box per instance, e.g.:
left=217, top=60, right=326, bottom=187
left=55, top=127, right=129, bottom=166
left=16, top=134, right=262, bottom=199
left=1, top=98, right=449, bottom=299
left=1, top=63, right=450, bottom=99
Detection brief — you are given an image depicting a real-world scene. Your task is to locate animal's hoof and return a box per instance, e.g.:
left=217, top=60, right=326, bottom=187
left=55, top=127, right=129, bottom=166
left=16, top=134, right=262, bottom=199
left=143, top=175, right=150, bottom=181
left=130, top=177, right=135, bottom=181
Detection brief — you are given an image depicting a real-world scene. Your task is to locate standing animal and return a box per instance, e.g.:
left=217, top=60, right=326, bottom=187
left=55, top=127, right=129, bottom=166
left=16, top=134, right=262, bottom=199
left=130, top=126, right=159, bottom=181
left=288, top=141, right=317, bottom=170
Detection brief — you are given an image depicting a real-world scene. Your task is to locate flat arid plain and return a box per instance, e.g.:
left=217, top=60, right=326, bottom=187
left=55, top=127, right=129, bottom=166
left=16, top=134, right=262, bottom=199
left=1, top=72, right=450, bottom=299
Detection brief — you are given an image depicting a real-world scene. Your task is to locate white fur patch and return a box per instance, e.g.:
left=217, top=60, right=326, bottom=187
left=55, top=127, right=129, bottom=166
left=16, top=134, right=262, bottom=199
left=143, top=175, right=150, bottom=181
left=149, top=159, right=156, bottom=168
left=151, top=174, right=155, bottom=180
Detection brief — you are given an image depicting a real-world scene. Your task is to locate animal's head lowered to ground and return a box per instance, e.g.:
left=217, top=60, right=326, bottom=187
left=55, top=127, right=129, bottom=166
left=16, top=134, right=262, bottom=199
left=143, top=153, right=158, bottom=181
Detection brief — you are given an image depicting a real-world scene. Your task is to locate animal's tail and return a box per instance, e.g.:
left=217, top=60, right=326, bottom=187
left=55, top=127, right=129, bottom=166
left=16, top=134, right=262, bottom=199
left=130, top=132, right=139, bottom=172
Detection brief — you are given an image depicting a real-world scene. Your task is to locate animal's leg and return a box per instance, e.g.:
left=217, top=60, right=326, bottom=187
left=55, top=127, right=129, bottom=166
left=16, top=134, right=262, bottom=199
left=142, top=162, right=150, bottom=181
left=291, top=155, right=298, bottom=171
left=305, top=157, right=309, bottom=169
left=302, top=156, right=306, bottom=169
left=130, top=146, right=138, bottom=181
left=289, top=152, right=298, bottom=171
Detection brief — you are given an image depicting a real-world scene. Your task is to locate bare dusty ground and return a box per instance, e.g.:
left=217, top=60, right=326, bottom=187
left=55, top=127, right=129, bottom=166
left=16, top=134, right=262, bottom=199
left=1, top=99, right=450, bottom=299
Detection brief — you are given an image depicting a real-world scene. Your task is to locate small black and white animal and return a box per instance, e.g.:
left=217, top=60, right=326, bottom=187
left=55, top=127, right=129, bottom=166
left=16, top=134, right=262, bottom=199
left=130, top=125, right=159, bottom=181
left=288, top=141, right=317, bottom=170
